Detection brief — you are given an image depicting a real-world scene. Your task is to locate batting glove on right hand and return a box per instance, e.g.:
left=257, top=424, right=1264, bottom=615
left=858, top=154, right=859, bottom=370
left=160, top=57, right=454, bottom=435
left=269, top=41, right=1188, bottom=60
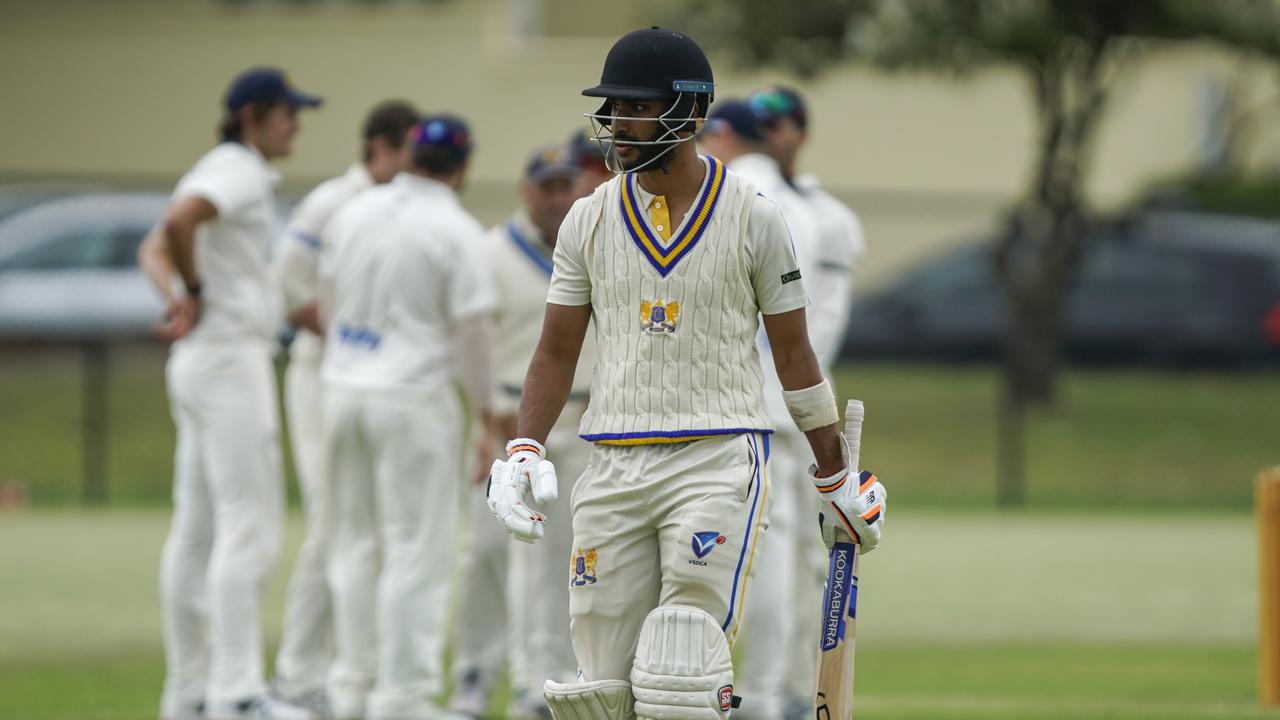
left=487, top=438, right=559, bottom=544
left=811, top=465, right=886, bottom=554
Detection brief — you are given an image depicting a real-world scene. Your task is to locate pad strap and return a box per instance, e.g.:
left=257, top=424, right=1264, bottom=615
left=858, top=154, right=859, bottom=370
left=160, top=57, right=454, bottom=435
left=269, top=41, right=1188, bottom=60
left=544, top=679, right=635, bottom=720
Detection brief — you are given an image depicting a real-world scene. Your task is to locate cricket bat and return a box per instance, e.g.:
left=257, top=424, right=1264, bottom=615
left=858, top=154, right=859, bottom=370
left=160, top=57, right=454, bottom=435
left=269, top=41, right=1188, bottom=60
left=813, top=399, right=863, bottom=719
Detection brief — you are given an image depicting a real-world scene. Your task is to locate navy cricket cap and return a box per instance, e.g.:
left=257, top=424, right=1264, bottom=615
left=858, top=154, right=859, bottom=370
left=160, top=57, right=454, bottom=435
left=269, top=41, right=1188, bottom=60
left=224, top=67, right=323, bottom=111
left=702, top=99, right=763, bottom=142
left=749, top=86, right=807, bottom=129
left=525, top=144, right=577, bottom=183
left=412, top=114, right=473, bottom=161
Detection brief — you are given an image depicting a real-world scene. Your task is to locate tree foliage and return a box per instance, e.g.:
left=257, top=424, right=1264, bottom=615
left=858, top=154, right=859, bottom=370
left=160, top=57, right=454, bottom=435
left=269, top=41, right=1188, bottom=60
left=678, top=0, right=1280, bottom=505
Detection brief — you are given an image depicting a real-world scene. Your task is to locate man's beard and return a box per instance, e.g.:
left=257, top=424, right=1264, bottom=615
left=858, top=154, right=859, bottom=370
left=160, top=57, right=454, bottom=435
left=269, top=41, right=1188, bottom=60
left=618, top=141, right=672, bottom=173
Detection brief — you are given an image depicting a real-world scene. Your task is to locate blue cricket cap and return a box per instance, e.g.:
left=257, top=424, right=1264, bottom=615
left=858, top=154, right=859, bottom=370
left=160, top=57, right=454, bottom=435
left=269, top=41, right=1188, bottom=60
left=749, top=86, right=807, bottom=129
left=703, top=99, right=763, bottom=142
left=224, top=67, right=323, bottom=111
left=525, top=144, right=577, bottom=183
left=412, top=114, right=473, bottom=160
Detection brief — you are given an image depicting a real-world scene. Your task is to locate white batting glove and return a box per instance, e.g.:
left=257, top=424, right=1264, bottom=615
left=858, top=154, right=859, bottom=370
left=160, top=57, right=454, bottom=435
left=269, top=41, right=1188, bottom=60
left=811, top=464, right=886, bottom=554
left=486, top=438, right=559, bottom=544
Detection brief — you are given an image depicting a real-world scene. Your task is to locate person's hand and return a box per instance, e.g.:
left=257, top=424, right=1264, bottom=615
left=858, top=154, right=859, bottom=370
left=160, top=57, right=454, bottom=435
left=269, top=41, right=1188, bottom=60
left=812, top=465, right=886, bottom=554
left=486, top=438, right=559, bottom=543
left=155, top=294, right=201, bottom=341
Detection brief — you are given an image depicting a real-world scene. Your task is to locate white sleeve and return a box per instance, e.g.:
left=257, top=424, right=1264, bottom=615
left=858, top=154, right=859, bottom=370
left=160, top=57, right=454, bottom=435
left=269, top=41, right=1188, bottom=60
left=275, top=183, right=340, bottom=313
left=174, top=153, right=263, bottom=218
left=746, top=196, right=809, bottom=316
left=447, top=219, right=498, bottom=321
left=806, top=200, right=862, bottom=368
left=546, top=197, right=594, bottom=307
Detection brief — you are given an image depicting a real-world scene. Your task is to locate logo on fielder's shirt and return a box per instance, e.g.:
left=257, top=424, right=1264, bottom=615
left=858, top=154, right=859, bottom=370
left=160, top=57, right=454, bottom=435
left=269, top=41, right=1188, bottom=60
left=640, top=298, right=680, bottom=334
left=570, top=547, right=598, bottom=587
left=691, top=531, right=727, bottom=560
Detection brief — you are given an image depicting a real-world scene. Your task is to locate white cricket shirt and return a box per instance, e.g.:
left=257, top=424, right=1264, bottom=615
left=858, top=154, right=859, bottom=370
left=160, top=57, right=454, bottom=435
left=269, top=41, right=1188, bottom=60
left=275, top=163, right=375, bottom=363
left=484, top=209, right=594, bottom=417
left=320, top=172, right=496, bottom=392
left=171, top=141, right=283, bottom=344
left=548, top=156, right=808, bottom=444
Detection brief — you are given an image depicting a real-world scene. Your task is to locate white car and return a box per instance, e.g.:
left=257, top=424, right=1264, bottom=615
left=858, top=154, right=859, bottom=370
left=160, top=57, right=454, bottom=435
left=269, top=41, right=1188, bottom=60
left=0, top=192, right=292, bottom=339
left=0, top=193, right=172, bottom=338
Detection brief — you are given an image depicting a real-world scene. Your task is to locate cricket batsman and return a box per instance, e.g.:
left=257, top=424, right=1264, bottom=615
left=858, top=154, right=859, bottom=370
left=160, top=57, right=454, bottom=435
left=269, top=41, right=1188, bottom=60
left=318, top=114, right=496, bottom=720
left=485, top=28, right=887, bottom=720
left=270, top=99, right=420, bottom=714
left=139, top=67, right=321, bottom=720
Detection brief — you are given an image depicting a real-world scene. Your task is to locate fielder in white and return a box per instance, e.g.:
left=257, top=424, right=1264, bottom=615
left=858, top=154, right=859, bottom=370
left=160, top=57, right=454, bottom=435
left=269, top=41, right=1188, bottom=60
left=270, top=100, right=420, bottom=712
left=485, top=29, right=886, bottom=720
left=703, top=89, right=865, bottom=719
left=450, top=144, right=596, bottom=720
left=318, top=114, right=496, bottom=720
left=139, top=67, right=321, bottom=720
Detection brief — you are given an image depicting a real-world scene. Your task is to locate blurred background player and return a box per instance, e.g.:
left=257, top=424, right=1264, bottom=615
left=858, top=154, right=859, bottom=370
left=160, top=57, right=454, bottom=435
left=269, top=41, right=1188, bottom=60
left=485, top=28, right=885, bottom=720
left=269, top=99, right=420, bottom=714
left=733, top=85, right=866, bottom=720
left=137, top=67, right=322, bottom=720
left=318, top=114, right=496, bottom=720
left=454, top=143, right=597, bottom=720
left=697, top=98, right=820, bottom=720
left=567, top=127, right=612, bottom=198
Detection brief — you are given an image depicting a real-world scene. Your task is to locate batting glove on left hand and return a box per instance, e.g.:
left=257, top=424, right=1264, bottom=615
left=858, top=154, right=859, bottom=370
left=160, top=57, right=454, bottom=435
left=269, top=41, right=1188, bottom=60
left=487, top=438, right=559, bottom=544
left=812, top=463, right=886, bottom=554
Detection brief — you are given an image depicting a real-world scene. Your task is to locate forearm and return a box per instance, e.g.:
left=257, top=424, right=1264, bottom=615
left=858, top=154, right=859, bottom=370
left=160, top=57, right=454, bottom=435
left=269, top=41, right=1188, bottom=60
left=514, top=346, right=577, bottom=445
left=455, top=314, right=496, bottom=419
left=764, top=308, right=844, bottom=474
left=162, top=221, right=200, bottom=290
left=138, top=226, right=177, bottom=302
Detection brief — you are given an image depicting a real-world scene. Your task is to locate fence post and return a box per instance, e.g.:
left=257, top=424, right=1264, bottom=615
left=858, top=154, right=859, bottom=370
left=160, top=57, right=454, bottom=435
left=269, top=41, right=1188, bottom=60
left=82, top=340, right=108, bottom=505
left=1260, top=468, right=1280, bottom=706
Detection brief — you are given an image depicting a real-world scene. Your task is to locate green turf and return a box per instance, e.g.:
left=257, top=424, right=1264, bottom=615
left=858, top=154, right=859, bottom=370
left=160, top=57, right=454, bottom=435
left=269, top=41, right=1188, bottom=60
left=3, top=346, right=1278, bottom=510
left=0, top=509, right=1268, bottom=719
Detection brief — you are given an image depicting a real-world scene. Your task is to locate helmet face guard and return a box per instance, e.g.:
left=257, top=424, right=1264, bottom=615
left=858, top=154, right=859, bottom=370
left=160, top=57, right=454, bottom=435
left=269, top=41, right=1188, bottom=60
left=584, top=87, right=707, bottom=175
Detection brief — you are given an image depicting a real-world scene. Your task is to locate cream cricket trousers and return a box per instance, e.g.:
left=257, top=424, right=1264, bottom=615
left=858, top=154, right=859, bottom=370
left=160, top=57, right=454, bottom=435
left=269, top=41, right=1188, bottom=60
left=734, top=426, right=825, bottom=718
left=160, top=339, right=285, bottom=712
left=568, top=432, right=771, bottom=682
left=452, top=401, right=589, bottom=700
left=325, top=383, right=463, bottom=720
left=273, top=354, right=333, bottom=697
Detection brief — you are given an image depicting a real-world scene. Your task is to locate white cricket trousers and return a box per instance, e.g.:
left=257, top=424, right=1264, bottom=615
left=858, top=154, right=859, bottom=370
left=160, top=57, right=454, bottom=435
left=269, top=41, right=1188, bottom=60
left=734, top=426, right=825, bottom=719
left=568, top=432, right=771, bottom=682
left=325, top=383, right=463, bottom=720
left=273, top=354, right=332, bottom=697
left=160, top=339, right=285, bottom=713
left=452, top=402, right=589, bottom=699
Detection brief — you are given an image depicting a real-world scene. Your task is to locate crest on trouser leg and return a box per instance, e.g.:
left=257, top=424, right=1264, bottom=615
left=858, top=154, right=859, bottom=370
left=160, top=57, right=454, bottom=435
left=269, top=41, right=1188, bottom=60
left=571, top=547, right=598, bottom=586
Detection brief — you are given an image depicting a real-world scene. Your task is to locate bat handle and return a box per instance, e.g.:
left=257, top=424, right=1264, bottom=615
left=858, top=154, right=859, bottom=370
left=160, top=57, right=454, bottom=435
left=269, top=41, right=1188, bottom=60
left=843, top=399, right=863, bottom=476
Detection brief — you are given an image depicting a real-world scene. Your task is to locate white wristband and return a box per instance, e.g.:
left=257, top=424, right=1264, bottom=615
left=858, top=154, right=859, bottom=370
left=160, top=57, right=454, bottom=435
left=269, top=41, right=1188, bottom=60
left=506, top=437, right=546, bottom=458
left=782, top=379, right=839, bottom=432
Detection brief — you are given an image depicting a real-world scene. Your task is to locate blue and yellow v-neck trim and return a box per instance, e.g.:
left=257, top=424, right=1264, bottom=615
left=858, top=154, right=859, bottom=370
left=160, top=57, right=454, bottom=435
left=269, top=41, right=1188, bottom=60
left=620, top=155, right=725, bottom=277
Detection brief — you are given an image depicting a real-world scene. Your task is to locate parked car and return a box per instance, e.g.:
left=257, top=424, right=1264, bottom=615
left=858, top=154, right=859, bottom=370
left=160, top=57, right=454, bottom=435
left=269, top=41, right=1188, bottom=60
left=841, top=212, right=1280, bottom=367
left=0, top=193, right=169, bottom=339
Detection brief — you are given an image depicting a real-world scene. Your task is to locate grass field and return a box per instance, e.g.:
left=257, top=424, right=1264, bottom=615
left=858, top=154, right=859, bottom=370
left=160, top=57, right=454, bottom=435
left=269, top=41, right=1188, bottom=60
left=1, top=345, right=1277, bottom=718
left=0, top=509, right=1268, bottom=719
left=2, top=345, right=1279, bottom=510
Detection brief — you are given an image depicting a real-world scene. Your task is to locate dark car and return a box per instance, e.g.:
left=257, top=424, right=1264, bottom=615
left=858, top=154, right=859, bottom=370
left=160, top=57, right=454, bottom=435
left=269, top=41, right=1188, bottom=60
left=841, top=212, right=1280, bottom=366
